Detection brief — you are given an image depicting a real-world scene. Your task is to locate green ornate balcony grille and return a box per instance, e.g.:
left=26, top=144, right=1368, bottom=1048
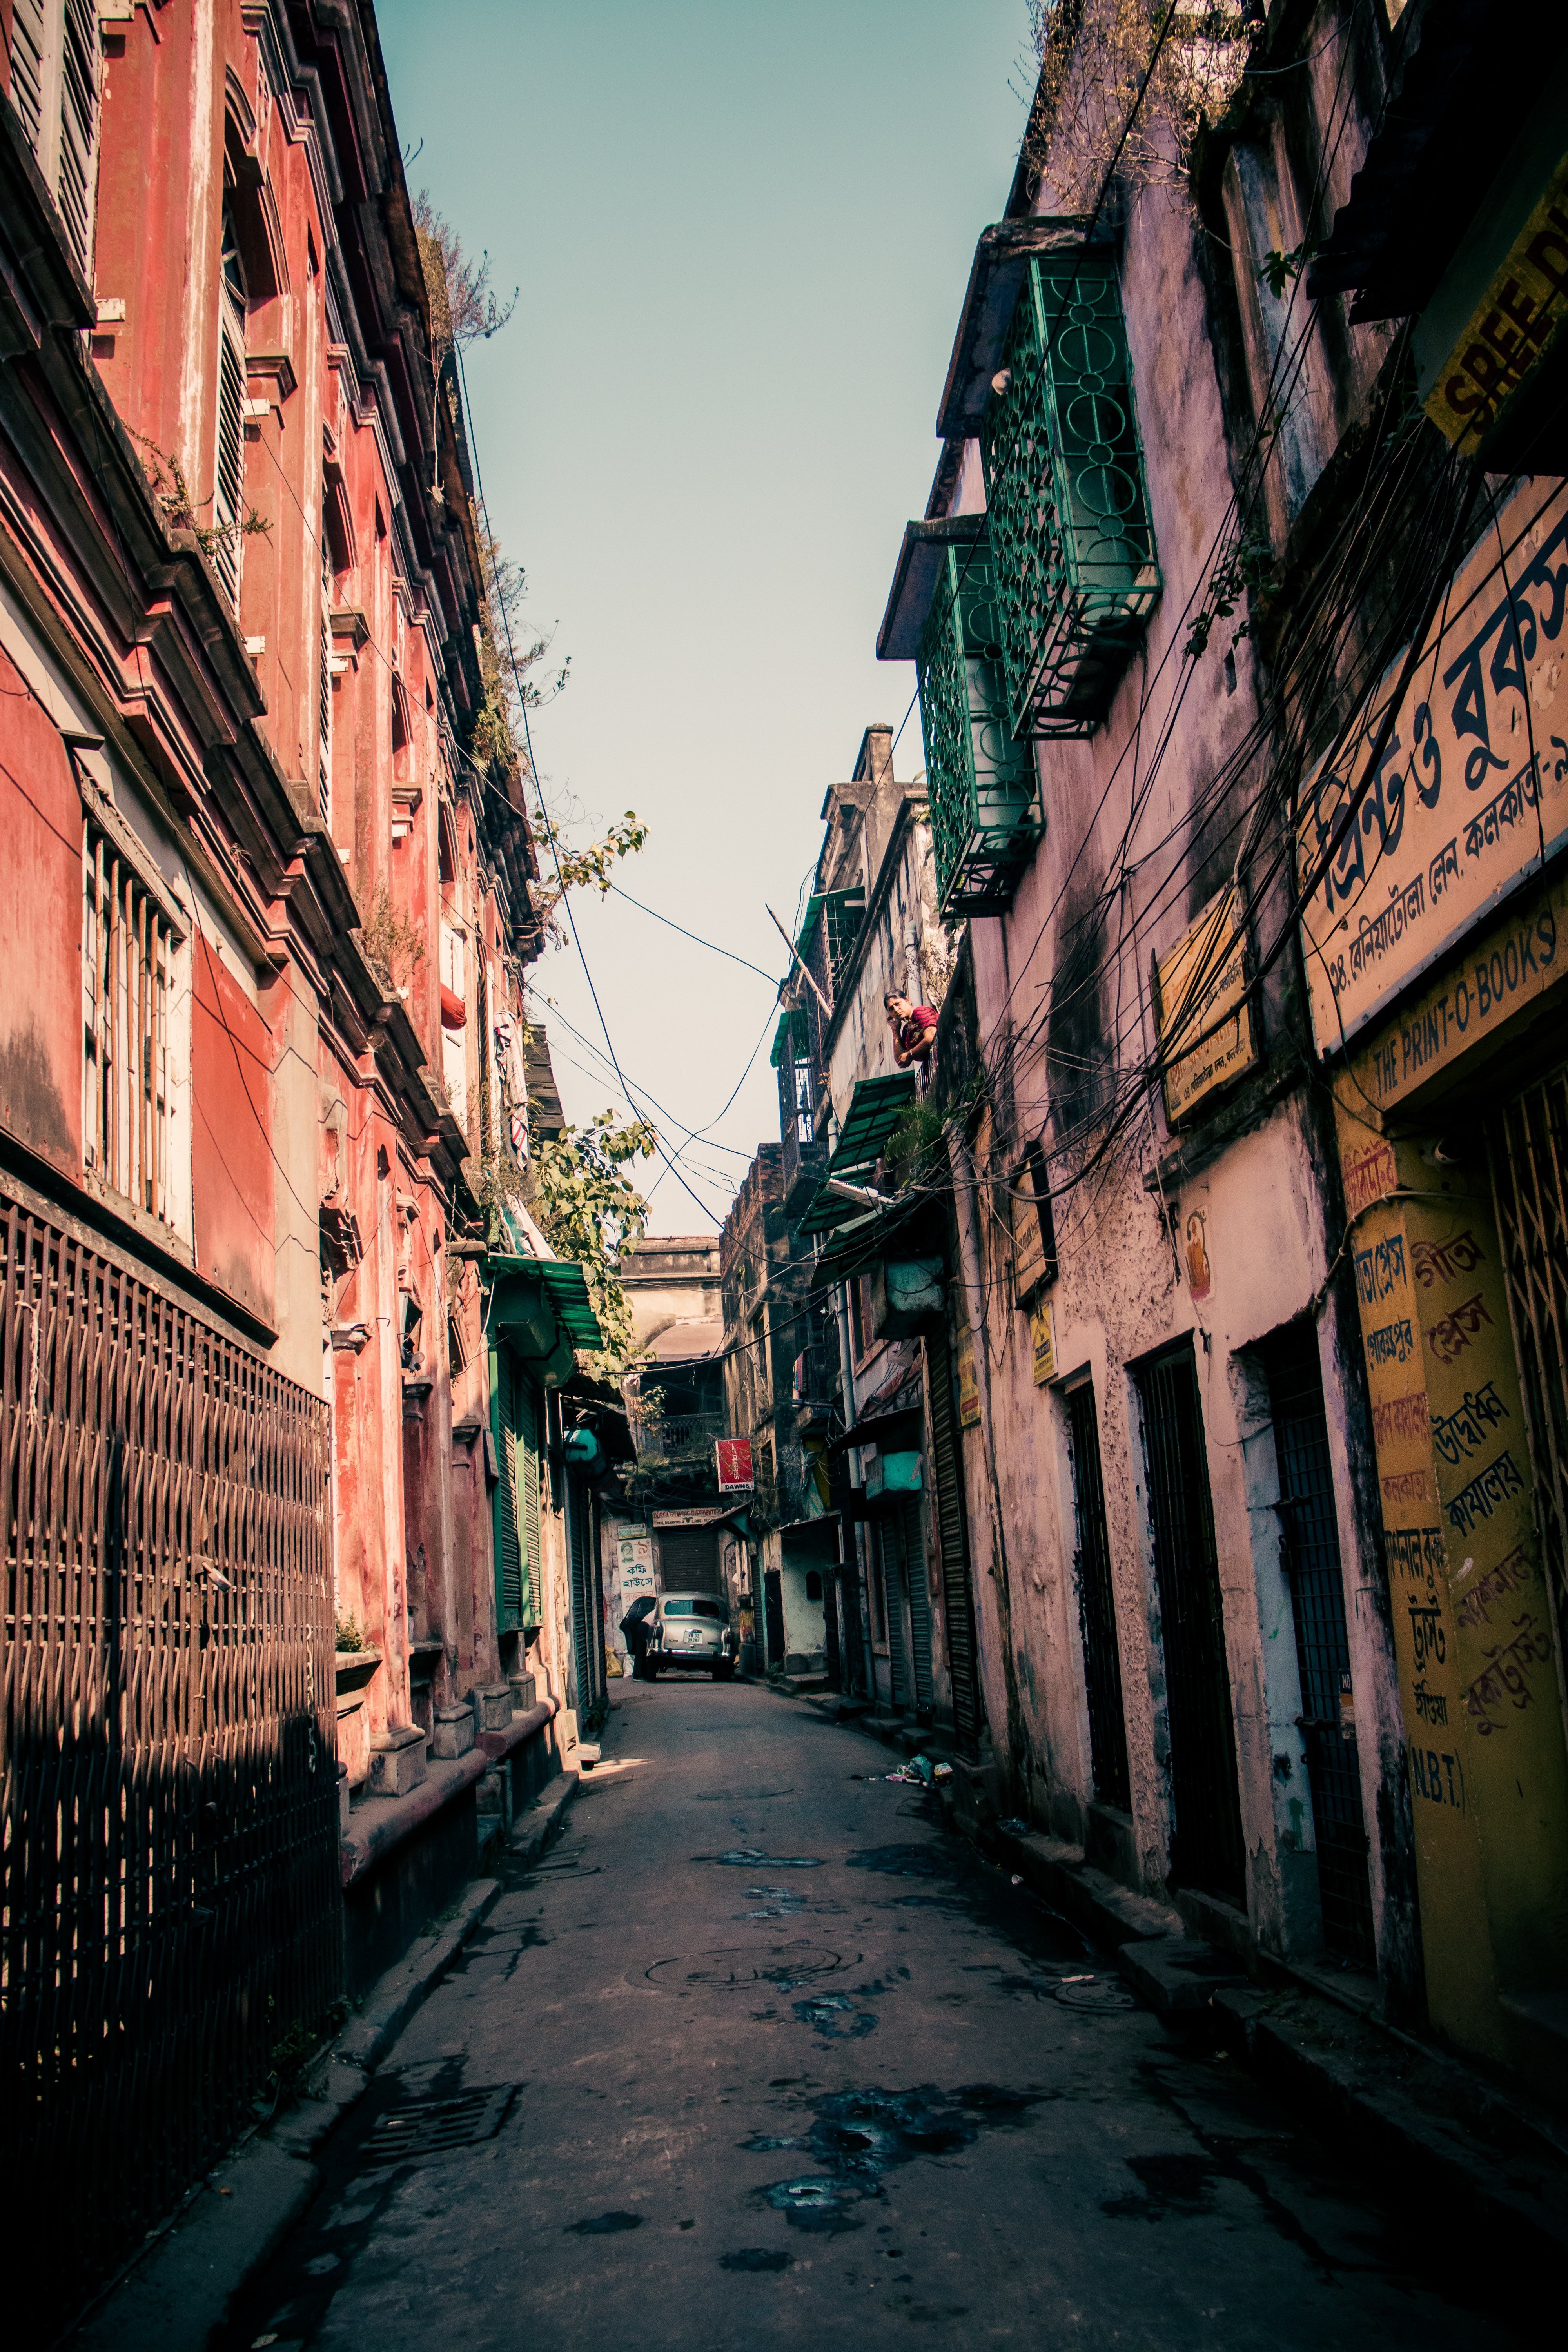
left=916, top=536, right=1043, bottom=915
left=982, top=252, right=1160, bottom=738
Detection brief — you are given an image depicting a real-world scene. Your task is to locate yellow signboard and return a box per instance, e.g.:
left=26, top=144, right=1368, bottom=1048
left=1029, top=1299, right=1057, bottom=1387
left=1154, top=887, right=1256, bottom=1125
left=956, top=1328, right=980, bottom=1428
left=1424, top=156, right=1568, bottom=450
left=1298, top=478, right=1568, bottom=1056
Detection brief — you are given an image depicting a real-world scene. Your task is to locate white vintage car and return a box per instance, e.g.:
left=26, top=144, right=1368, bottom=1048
left=639, top=1592, right=737, bottom=1681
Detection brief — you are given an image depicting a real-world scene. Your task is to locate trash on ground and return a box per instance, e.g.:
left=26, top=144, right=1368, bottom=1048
left=999, top=1817, right=1031, bottom=1835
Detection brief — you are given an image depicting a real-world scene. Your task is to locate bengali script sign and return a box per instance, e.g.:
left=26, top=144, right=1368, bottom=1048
left=1298, top=481, right=1568, bottom=1053
left=1154, top=887, right=1257, bottom=1125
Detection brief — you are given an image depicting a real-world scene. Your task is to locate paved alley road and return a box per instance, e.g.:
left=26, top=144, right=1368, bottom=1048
left=229, top=1685, right=1516, bottom=2352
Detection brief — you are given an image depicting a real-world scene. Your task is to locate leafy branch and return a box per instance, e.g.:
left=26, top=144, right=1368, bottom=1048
left=1257, top=239, right=1316, bottom=301
left=133, top=433, right=271, bottom=567
left=532, top=1111, right=657, bottom=1383
left=1183, top=526, right=1272, bottom=659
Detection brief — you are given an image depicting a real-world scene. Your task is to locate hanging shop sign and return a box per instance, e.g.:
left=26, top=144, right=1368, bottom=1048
left=1153, top=887, right=1257, bottom=1125
left=956, top=1329, right=981, bottom=1428
left=716, top=1436, right=755, bottom=1493
left=1010, top=1142, right=1057, bottom=1304
left=1298, top=479, right=1568, bottom=1056
left=1422, top=155, right=1568, bottom=451
left=1029, top=1298, right=1058, bottom=1387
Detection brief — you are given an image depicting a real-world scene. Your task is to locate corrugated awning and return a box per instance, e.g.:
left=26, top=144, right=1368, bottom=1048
left=829, top=1072, right=916, bottom=1176
left=770, top=1007, right=808, bottom=1069
left=796, top=887, right=864, bottom=965
left=485, top=1252, right=603, bottom=1352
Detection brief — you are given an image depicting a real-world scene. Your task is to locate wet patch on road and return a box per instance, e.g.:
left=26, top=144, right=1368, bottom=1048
left=693, top=1788, right=794, bottom=1801
left=705, top=1847, right=823, bottom=1867
left=719, top=2247, right=792, bottom=2272
left=564, top=2210, right=643, bottom=2235
left=751, top=2083, right=1043, bottom=2230
left=1101, top=2152, right=1221, bottom=2220
left=634, top=1942, right=859, bottom=1993
left=792, top=1994, right=877, bottom=2040
left=844, top=1843, right=949, bottom=1878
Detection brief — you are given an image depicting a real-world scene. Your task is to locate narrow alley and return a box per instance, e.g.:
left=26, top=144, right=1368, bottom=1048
left=223, top=1685, right=1516, bottom=2352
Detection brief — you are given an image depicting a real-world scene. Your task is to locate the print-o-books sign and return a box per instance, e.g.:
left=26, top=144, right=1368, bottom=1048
left=1154, top=887, right=1257, bottom=1126
left=1298, top=482, right=1568, bottom=1055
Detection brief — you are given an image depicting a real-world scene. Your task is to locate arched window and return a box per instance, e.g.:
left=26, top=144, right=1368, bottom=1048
left=805, top=1568, right=823, bottom=1603
left=212, top=209, right=247, bottom=609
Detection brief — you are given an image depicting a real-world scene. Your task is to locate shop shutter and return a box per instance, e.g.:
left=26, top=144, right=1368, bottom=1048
left=517, top=1367, right=542, bottom=1625
left=494, top=1348, right=523, bottom=1626
left=926, top=1327, right=982, bottom=1744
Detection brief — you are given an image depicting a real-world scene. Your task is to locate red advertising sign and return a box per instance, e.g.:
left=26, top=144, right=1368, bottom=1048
left=715, top=1437, right=754, bottom=1492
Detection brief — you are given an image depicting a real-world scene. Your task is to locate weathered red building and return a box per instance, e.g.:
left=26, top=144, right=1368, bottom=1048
left=0, top=2, right=606, bottom=2319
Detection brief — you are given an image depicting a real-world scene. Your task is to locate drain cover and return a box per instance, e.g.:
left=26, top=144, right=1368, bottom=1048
left=358, top=2084, right=517, bottom=2165
left=635, top=1943, right=857, bottom=1993
left=1052, top=1977, right=1140, bottom=2013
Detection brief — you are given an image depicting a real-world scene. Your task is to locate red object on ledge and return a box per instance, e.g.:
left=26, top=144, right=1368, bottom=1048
left=440, top=984, right=467, bottom=1030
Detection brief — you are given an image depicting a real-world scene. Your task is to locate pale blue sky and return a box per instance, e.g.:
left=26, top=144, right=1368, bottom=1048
left=378, top=0, right=1033, bottom=1231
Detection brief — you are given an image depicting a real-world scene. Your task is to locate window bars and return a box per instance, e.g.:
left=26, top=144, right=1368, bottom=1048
left=916, top=535, right=1044, bottom=915
left=982, top=251, right=1161, bottom=740
left=0, top=1187, right=337, bottom=2328
left=83, top=822, right=177, bottom=1225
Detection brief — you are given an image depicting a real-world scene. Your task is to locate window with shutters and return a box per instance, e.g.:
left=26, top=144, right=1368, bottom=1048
left=82, top=818, right=185, bottom=1229
left=493, top=1348, right=543, bottom=1633
left=212, top=211, right=247, bottom=610
left=319, top=492, right=333, bottom=825
left=8, top=0, right=100, bottom=283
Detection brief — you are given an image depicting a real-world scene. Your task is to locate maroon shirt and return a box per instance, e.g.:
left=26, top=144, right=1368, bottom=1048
left=897, top=1006, right=938, bottom=1055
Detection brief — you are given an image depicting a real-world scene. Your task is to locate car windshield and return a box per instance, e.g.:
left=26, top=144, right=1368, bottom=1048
left=662, top=1598, right=724, bottom=1620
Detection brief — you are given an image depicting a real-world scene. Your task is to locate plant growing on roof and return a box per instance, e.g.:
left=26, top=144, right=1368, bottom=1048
left=356, top=883, right=426, bottom=996
left=1023, top=0, right=1254, bottom=211
left=132, top=433, right=271, bottom=568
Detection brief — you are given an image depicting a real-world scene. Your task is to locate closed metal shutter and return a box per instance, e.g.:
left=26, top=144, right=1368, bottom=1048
left=494, top=1348, right=523, bottom=1627
left=657, top=1527, right=721, bottom=1593
left=927, top=1327, right=982, bottom=1745
left=568, top=1478, right=599, bottom=1715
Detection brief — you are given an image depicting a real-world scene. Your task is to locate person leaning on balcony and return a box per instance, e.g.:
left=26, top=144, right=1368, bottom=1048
left=886, top=992, right=937, bottom=1067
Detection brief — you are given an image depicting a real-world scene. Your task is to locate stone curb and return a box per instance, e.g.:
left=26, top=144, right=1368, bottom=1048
left=508, top=1765, right=581, bottom=1867
left=67, top=1872, right=506, bottom=2352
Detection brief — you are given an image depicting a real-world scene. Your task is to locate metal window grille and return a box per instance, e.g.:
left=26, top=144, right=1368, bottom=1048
left=0, top=1187, right=337, bottom=2329
left=83, top=822, right=176, bottom=1224
left=927, top=1326, right=982, bottom=1746
left=1136, top=1345, right=1246, bottom=1897
left=916, top=535, right=1043, bottom=914
left=1260, top=1322, right=1374, bottom=1968
left=213, top=215, right=247, bottom=608
left=1490, top=1064, right=1568, bottom=1678
left=1065, top=1378, right=1131, bottom=1812
left=982, top=251, right=1161, bottom=739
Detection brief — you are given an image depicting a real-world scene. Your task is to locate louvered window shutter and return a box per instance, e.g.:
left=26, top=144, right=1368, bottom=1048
left=55, top=0, right=98, bottom=279
left=319, top=504, right=332, bottom=822
left=518, top=1373, right=542, bottom=1625
left=10, top=0, right=47, bottom=154
left=495, top=1348, right=523, bottom=1624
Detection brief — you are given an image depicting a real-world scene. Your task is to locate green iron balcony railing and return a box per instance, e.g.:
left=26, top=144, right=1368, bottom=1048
left=982, top=248, right=1161, bottom=738
left=915, top=528, right=1044, bottom=914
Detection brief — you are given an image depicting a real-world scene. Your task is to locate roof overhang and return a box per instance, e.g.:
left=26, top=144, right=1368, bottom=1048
left=935, top=214, right=1100, bottom=440
left=485, top=1251, right=603, bottom=1361
left=877, top=513, right=987, bottom=663
left=1308, top=0, right=1568, bottom=319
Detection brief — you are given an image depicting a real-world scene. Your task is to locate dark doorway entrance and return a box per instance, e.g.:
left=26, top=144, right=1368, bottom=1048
left=1259, top=1321, right=1374, bottom=1968
left=1065, top=1377, right=1131, bottom=1812
left=1136, top=1345, right=1245, bottom=1898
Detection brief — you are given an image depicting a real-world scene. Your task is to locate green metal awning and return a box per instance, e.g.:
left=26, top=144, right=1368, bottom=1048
left=811, top=1192, right=927, bottom=1289
left=828, top=1072, right=916, bottom=1176
left=533, top=1259, right=602, bottom=1345
left=770, top=1007, right=808, bottom=1069
left=485, top=1252, right=603, bottom=1353
left=797, top=1184, right=869, bottom=1239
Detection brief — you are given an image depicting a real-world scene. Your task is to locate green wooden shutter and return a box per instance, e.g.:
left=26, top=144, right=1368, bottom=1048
left=494, top=1347, right=523, bottom=1626
left=517, top=1368, right=542, bottom=1626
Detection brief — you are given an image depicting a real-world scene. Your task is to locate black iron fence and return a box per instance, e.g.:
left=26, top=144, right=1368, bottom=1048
left=0, top=1186, right=339, bottom=2327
